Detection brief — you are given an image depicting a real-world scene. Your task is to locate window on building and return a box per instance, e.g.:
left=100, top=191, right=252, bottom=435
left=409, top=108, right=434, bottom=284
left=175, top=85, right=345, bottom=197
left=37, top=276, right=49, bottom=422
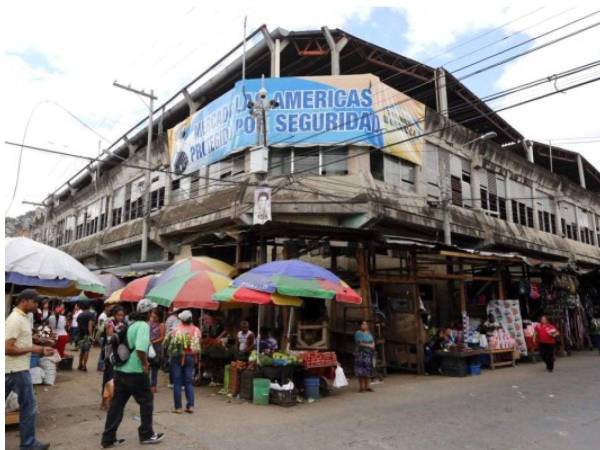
left=270, top=147, right=348, bottom=177
left=370, top=151, right=384, bottom=182
left=112, top=186, right=125, bottom=227
left=321, top=147, right=349, bottom=175
left=423, top=145, right=441, bottom=201
left=190, top=170, right=201, bottom=198
left=270, top=148, right=292, bottom=177
left=577, top=207, right=595, bottom=246
left=510, top=180, right=533, bottom=228
left=293, top=148, right=320, bottom=175
left=451, top=176, right=462, bottom=206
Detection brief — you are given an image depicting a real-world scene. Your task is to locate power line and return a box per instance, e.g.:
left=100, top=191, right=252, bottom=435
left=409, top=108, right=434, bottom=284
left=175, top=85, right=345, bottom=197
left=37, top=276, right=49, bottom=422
left=443, top=6, right=578, bottom=69
left=452, top=9, right=600, bottom=73
left=16, top=15, right=600, bottom=215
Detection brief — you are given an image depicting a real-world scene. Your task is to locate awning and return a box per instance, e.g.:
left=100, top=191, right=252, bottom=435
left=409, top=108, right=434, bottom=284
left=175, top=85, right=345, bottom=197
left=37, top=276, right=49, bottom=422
left=96, top=261, right=172, bottom=278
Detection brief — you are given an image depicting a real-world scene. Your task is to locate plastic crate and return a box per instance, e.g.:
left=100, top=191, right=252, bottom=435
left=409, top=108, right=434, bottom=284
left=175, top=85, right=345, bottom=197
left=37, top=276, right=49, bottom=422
left=468, top=364, right=481, bottom=376
left=269, top=389, right=297, bottom=407
left=440, top=356, right=468, bottom=377
left=228, top=366, right=241, bottom=396
left=58, top=355, right=73, bottom=371
left=240, top=369, right=261, bottom=401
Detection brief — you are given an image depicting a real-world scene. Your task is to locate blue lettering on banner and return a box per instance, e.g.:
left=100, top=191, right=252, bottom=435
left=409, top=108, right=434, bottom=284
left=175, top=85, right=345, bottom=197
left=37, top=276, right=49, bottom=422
left=169, top=77, right=402, bottom=175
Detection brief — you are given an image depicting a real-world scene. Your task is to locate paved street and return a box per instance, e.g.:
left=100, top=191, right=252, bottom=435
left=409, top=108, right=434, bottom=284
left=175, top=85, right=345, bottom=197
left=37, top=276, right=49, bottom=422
left=6, top=349, right=600, bottom=450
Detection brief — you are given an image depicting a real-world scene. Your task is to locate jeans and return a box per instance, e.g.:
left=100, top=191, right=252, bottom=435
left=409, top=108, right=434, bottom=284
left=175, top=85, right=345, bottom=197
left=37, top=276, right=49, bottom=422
left=170, top=355, right=195, bottom=409
left=70, top=327, right=79, bottom=347
left=539, top=343, right=555, bottom=371
left=102, top=362, right=114, bottom=395
left=5, top=370, right=42, bottom=450
left=101, top=372, right=154, bottom=445
left=150, top=344, right=162, bottom=388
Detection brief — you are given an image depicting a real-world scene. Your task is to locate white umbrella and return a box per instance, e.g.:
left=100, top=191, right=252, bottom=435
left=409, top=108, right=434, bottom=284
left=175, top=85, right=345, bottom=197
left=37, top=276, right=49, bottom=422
left=5, top=237, right=105, bottom=294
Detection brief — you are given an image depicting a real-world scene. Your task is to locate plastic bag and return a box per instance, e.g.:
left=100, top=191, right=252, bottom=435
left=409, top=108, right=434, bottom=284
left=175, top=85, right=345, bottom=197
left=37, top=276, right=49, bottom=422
left=45, top=350, right=62, bottom=363
left=333, top=364, right=348, bottom=388
left=30, top=367, right=44, bottom=385
left=5, top=392, right=19, bottom=412
left=39, top=358, right=57, bottom=385
left=148, top=344, right=157, bottom=360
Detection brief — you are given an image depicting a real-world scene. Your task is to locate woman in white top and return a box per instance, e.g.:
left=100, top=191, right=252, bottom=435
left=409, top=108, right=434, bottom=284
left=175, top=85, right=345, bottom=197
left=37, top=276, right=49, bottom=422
left=49, top=306, right=69, bottom=357
left=69, top=304, right=82, bottom=349
left=236, top=320, right=255, bottom=360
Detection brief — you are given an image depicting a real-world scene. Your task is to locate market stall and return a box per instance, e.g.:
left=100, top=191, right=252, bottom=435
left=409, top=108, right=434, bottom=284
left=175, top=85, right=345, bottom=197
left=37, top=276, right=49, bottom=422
left=213, top=259, right=361, bottom=405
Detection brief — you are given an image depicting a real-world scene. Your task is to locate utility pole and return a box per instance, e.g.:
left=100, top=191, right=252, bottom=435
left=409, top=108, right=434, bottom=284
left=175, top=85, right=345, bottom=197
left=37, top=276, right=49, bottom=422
left=113, top=81, right=157, bottom=262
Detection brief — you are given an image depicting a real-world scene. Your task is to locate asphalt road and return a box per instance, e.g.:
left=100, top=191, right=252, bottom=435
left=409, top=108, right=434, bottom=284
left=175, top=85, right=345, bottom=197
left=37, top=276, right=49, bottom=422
left=6, top=349, right=600, bottom=450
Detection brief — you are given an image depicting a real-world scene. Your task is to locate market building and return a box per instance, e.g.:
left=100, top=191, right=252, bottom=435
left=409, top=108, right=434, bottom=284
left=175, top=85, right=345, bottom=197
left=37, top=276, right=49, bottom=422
left=28, top=26, right=600, bottom=373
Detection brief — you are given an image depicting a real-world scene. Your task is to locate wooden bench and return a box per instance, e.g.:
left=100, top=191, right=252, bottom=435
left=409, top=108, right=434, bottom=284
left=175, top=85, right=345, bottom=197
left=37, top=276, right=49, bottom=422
left=486, top=347, right=517, bottom=369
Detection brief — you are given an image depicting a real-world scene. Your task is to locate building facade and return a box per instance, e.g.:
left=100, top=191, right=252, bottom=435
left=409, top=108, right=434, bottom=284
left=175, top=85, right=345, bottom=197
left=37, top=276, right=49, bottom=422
left=30, top=27, right=600, bottom=270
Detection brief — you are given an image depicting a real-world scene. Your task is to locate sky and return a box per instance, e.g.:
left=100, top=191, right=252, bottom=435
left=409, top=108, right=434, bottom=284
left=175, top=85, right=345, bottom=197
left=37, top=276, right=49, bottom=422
left=2, top=0, right=599, bottom=217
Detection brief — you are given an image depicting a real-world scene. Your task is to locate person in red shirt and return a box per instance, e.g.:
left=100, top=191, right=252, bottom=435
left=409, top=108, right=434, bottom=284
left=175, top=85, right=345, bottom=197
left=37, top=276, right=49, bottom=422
left=535, top=315, right=559, bottom=372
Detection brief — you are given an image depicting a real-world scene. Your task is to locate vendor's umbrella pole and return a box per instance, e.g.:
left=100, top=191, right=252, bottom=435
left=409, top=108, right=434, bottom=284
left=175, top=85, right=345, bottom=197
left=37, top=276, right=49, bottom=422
left=256, top=304, right=262, bottom=365
left=286, top=307, right=294, bottom=353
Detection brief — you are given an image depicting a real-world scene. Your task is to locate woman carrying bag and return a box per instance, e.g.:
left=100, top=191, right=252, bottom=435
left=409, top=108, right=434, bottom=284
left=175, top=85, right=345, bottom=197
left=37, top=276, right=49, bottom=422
left=164, top=310, right=201, bottom=414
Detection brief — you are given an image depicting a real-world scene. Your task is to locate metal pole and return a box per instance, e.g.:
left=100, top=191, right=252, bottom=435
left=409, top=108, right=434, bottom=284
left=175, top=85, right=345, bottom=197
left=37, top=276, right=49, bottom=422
left=286, top=307, right=294, bottom=352
left=112, top=82, right=157, bottom=262
left=141, top=91, right=154, bottom=262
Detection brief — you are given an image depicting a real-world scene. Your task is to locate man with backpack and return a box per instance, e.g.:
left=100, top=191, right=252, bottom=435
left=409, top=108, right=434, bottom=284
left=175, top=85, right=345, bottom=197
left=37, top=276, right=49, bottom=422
left=101, top=299, right=165, bottom=448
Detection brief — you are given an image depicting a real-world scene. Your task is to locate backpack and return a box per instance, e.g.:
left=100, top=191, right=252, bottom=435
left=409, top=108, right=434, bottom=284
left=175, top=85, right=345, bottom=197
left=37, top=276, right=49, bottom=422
left=105, top=324, right=131, bottom=367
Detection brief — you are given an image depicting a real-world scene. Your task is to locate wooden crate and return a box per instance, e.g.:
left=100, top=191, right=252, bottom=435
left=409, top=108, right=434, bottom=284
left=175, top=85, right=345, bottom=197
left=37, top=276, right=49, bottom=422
left=6, top=410, right=20, bottom=426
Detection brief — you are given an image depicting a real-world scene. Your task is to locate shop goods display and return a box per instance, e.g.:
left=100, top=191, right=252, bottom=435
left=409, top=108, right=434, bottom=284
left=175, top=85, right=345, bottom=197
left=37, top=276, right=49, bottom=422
left=488, top=329, right=516, bottom=350
left=300, top=351, right=338, bottom=369
left=487, top=300, right=527, bottom=355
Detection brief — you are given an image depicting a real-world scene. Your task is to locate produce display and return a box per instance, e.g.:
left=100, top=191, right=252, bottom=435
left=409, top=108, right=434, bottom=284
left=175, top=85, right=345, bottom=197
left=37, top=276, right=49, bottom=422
left=201, top=337, right=233, bottom=359
left=164, top=331, right=201, bottom=356
left=248, top=350, right=301, bottom=367
left=300, top=351, right=337, bottom=369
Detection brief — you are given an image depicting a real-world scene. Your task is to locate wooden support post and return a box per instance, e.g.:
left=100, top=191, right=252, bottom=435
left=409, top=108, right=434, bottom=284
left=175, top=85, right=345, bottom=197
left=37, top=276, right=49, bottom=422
left=458, top=261, right=467, bottom=314
left=411, top=248, right=425, bottom=374
left=497, top=264, right=506, bottom=299
left=356, top=244, right=371, bottom=321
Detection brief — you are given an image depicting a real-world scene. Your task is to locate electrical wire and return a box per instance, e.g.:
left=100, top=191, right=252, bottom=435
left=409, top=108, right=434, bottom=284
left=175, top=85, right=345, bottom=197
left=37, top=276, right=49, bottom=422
left=14, top=13, right=600, bottom=215
left=13, top=63, right=600, bottom=214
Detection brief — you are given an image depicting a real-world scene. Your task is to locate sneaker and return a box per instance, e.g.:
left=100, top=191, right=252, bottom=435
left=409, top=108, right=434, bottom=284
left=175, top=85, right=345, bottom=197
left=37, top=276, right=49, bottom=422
left=102, top=439, right=126, bottom=448
left=140, top=433, right=165, bottom=445
left=32, top=442, right=50, bottom=450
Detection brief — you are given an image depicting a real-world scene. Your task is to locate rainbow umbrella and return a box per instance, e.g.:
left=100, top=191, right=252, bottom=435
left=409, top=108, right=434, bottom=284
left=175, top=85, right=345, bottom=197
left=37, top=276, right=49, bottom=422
left=213, top=286, right=303, bottom=307
left=146, top=270, right=232, bottom=310
left=231, top=259, right=361, bottom=304
left=119, top=275, right=156, bottom=302
left=149, top=257, right=235, bottom=290
left=105, top=287, right=125, bottom=304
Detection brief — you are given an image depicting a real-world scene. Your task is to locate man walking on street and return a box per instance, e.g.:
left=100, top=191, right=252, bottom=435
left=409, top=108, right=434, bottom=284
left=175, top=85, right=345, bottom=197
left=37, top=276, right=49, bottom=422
left=5, top=289, right=54, bottom=450
left=101, top=299, right=165, bottom=448
left=76, top=304, right=97, bottom=371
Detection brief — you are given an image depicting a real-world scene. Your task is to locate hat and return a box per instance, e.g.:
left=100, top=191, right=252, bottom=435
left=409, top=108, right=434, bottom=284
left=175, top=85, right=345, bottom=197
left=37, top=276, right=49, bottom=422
left=178, top=310, right=193, bottom=322
left=18, top=289, right=41, bottom=302
left=137, top=299, right=157, bottom=313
